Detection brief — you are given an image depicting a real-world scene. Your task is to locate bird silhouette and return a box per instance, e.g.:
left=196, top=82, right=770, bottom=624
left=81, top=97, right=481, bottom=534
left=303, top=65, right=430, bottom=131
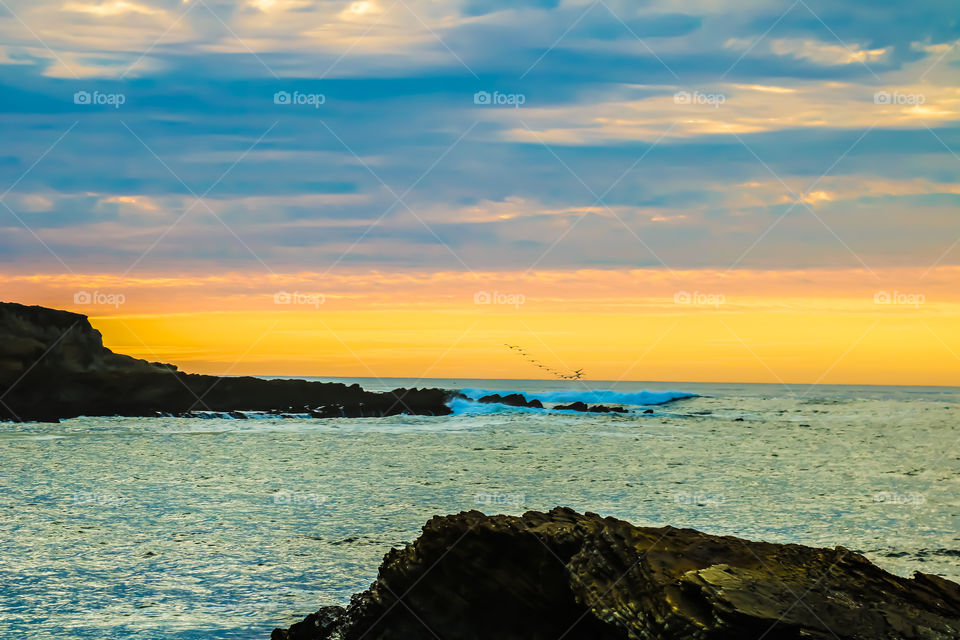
left=504, top=344, right=585, bottom=380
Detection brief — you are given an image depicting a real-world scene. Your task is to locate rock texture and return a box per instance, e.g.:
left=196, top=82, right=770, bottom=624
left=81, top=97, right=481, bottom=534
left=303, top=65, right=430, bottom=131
left=273, top=508, right=960, bottom=640
left=0, top=302, right=454, bottom=422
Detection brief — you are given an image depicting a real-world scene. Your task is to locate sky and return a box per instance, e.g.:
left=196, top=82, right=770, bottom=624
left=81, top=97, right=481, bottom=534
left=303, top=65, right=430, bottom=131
left=1, top=0, right=959, bottom=385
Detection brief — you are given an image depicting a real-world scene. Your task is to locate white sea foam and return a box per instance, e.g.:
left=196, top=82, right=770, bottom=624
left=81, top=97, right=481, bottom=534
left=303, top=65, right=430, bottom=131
left=447, top=397, right=545, bottom=416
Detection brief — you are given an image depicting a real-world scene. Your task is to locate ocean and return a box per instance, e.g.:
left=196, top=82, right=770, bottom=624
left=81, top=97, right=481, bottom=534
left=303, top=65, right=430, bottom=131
left=2, top=379, right=959, bottom=639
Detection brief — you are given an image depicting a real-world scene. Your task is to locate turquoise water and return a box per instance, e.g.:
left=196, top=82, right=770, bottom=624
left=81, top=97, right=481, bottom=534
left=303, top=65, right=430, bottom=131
left=2, top=380, right=959, bottom=639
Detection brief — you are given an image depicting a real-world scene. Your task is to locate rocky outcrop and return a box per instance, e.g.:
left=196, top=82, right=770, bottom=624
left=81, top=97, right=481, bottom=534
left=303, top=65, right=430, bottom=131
left=0, top=302, right=454, bottom=422
left=476, top=393, right=544, bottom=409
left=272, top=508, right=960, bottom=640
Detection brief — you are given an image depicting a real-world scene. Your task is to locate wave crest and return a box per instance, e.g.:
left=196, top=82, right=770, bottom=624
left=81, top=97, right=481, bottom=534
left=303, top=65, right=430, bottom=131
left=457, top=388, right=696, bottom=411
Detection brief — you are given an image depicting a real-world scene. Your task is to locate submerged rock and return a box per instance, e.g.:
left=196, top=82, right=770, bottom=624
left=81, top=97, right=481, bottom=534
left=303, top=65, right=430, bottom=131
left=554, top=401, right=627, bottom=413
left=272, top=508, right=960, bottom=640
left=587, top=404, right=628, bottom=413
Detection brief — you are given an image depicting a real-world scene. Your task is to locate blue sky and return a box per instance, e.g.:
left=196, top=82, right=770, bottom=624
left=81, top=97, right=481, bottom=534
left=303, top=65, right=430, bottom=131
left=1, top=0, right=958, bottom=276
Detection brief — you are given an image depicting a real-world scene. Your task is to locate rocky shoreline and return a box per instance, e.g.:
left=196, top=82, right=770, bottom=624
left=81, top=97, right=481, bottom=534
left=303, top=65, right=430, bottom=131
left=0, top=302, right=454, bottom=422
left=273, top=508, right=960, bottom=640
left=0, top=302, right=647, bottom=422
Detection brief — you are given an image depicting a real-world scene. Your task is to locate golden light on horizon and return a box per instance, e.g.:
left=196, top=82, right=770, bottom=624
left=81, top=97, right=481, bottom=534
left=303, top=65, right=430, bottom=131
left=84, top=302, right=960, bottom=387
left=4, top=266, right=958, bottom=386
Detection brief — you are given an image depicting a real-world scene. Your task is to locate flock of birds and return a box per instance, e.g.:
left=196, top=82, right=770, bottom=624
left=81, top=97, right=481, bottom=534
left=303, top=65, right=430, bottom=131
left=505, top=344, right=584, bottom=380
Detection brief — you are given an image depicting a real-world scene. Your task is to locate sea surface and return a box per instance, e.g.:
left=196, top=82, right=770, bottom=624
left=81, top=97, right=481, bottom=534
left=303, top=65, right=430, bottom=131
left=2, top=379, right=959, bottom=639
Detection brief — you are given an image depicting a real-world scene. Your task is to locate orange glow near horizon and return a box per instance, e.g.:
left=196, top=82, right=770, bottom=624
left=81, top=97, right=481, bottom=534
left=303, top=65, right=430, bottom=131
left=3, top=267, right=959, bottom=387
left=86, top=308, right=959, bottom=386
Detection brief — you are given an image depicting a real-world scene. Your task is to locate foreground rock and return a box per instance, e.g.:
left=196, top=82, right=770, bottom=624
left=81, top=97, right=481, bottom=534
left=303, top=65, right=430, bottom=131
left=273, top=508, right=960, bottom=640
left=0, top=302, right=454, bottom=422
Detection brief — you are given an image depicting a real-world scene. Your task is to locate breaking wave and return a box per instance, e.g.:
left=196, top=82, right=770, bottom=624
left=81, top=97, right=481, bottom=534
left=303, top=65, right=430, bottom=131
left=447, top=398, right=547, bottom=416
left=456, top=389, right=697, bottom=411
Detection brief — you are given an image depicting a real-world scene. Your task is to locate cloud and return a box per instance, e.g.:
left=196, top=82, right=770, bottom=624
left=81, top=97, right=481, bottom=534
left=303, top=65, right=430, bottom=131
left=461, top=0, right=560, bottom=18
left=500, top=80, right=960, bottom=145
left=724, top=36, right=891, bottom=66
left=0, top=0, right=957, bottom=279
left=62, top=1, right=164, bottom=17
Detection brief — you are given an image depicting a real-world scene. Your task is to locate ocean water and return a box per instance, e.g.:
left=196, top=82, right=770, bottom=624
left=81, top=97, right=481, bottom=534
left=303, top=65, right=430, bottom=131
left=2, top=379, right=959, bottom=639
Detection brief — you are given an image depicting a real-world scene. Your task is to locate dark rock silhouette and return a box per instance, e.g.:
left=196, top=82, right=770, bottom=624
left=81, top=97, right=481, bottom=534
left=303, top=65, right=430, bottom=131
left=0, top=302, right=454, bottom=422
left=476, top=393, right=543, bottom=409
left=555, top=400, right=590, bottom=411
left=272, top=508, right=960, bottom=640
left=553, top=401, right=626, bottom=413
left=587, top=404, right=628, bottom=413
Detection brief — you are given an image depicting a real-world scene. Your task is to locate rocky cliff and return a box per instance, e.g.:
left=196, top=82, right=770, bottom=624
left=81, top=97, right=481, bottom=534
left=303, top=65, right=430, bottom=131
left=0, top=302, right=453, bottom=422
left=273, top=508, right=960, bottom=640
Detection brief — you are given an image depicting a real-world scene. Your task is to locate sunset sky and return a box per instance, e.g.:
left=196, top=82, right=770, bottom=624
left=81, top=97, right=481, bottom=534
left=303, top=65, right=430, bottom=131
left=1, top=0, right=959, bottom=385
